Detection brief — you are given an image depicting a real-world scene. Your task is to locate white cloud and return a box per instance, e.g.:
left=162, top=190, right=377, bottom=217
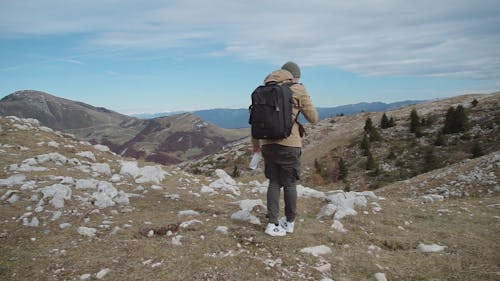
left=1, top=0, right=499, bottom=79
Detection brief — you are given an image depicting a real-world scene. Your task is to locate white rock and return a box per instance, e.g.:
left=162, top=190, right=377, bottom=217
left=75, top=179, right=99, bottom=189
left=23, top=217, right=39, bottom=227
left=200, top=185, right=216, bottom=194
left=78, top=227, right=97, bottom=238
left=420, top=194, right=444, bottom=203
left=92, top=191, right=115, bottom=209
left=135, top=165, right=169, bottom=184
left=114, top=191, right=130, bottom=205
left=93, top=144, right=110, bottom=152
left=151, top=185, right=163, bottom=190
left=36, top=152, right=68, bottom=165
left=119, top=161, right=141, bottom=178
left=7, top=194, right=20, bottom=203
left=300, top=245, right=332, bottom=256
left=77, top=151, right=96, bottom=162
left=171, top=235, right=183, bottom=246
left=47, top=141, right=59, bottom=148
left=0, top=174, right=26, bottom=186
left=215, top=226, right=229, bottom=235
left=318, top=191, right=375, bottom=220
left=80, top=273, right=91, bottom=280
left=178, top=210, right=200, bottom=216
left=96, top=268, right=111, bottom=279
left=313, top=263, right=331, bottom=273
left=331, top=220, right=347, bottom=233
left=231, top=210, right=261, bottom=225
left=374, top=272, right=388, bottom=281
left=317, top=203, right=337, bottom=219
left=40, top=184, right=72, bottom=208
left=180, top=219, right=202, bottom=229
left=110, top=174, right=121, bottom=182
left=164, top=193, right=180, bottom=200
left=215, top=169, right=236, bottom=185
left=297, top=185, right=326, bottom=199
left=91, top=163, right=111, bottom=176
left=59, top=223, right=72, bottom=229
left=417, top=243, right=447, bottom=253
left=51, top=211, right=63, bottom=221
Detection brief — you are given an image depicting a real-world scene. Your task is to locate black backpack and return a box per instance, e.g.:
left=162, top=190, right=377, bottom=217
left=248, top=82, right=297, bottom=139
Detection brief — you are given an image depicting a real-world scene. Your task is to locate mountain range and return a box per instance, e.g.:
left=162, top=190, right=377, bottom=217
left=0, top=90, right=247, bottom=164
left=133, top=100, right=425, bottom=129
left=0, top=90, right=424, bottom=164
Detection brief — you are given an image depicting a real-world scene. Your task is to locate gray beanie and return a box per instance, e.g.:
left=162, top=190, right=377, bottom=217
left=281, top=61, right=301, bottom=78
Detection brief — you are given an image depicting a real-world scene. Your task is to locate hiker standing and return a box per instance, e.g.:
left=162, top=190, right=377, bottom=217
left=251, top=61, right=318, bottom=236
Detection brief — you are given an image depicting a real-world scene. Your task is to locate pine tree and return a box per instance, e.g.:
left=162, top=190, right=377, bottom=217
left=369, top=127, right=382, bottom=142
left=443, top=105, right=468, bottom=134
left=380, top=113, right=390, bottom=129
left=389, top=117, right=396, bottom=127
left=364, top=117, right=374, bottom=133
left=338, top=158, right=348, bottom=180
left=360, top=134, right=370, bottom=155
left=366, top=150, right=377, bottom=171
left=410, top=108, right=420, bottom=133
left=455, top=105, right=468, bottom=132
left=365, top=117, right=381, bottom=141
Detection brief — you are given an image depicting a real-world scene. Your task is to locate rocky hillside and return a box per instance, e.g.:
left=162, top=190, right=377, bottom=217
left=104, top=113, right=248, bottom=164
left=0, top=90, right=247, bottom=164
left=186, top=92, right=499, bottom=191
left=0, top=110, right=498, bottom=280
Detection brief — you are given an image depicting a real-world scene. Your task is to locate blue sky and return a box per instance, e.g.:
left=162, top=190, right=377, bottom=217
left=1, top=0, right=499, bottom=114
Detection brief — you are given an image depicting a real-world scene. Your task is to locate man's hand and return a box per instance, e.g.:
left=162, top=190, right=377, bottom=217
left=253, top=143, right=261, bottom=153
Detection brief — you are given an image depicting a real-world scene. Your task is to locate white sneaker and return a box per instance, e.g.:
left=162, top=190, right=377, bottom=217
left=279, top=217, right=294, bottom=233
left=264, top=223, right=286, bottom=237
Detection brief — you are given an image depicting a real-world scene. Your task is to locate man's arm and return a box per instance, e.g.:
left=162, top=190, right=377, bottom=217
left=292, top=84, right=318, bottom=124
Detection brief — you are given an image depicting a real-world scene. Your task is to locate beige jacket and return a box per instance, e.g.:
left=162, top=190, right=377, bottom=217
left=252, top=69, right=318, bottom=148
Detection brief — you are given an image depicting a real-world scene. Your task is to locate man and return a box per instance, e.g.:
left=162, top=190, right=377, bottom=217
left=252, top=61, right=318, bottom=236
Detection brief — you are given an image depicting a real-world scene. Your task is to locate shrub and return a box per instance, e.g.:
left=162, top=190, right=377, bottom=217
left=471, top=141, right=484, bottom=158
left=434, top=131, right=446, bottom=146
left=232, top=165, right=241, bottom=178
left=422, top=146, right=440, bottom=172
left=366, top=150, right=377, bottom=171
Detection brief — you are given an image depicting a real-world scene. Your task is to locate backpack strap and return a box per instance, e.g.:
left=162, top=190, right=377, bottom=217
left=283, top=82, right=306, bottom=137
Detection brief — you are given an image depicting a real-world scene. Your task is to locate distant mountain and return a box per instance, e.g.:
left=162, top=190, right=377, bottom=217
left=193, top=108, right=250, bottom=129
left=132, top=111, right=186, bottom=119
left=0, top=90, right=247, bottom=164
left=315, top=100, right=424, bottom=119
left=132, top=100, right=425, bottom=129
left=0, top=90, right=133, bottom=131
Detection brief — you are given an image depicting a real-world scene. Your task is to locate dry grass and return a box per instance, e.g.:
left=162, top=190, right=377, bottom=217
left=1, top=175, right=499, bottom=280
left=1, top=97, right=499, bottom=281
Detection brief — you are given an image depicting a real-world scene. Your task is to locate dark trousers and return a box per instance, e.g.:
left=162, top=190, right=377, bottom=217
left=261, top=144, right=301, bottom=224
